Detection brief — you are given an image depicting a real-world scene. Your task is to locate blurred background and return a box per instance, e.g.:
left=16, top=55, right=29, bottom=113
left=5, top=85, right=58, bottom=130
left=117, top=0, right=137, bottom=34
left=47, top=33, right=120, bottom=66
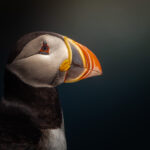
left=0, top=0, right=149, bottom=149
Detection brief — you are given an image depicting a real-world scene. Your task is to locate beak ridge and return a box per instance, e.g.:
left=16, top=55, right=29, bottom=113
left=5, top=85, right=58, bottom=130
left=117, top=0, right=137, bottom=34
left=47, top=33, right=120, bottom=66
left=60, top=36, right=102, bottom=83
left=74, top=41, right=102, bottom=80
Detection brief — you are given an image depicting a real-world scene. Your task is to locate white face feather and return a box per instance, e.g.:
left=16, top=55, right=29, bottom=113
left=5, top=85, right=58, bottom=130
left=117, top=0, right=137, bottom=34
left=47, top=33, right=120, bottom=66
left=7, top=34, right=69, bottom=87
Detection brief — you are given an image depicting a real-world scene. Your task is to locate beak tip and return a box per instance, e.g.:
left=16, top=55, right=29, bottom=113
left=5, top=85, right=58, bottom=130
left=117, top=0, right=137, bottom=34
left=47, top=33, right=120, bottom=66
left=88, top=69, right=103, bottom=78
left=93, top=59, right=103, bottom=76
left=97, top=69, right=103, bottom=75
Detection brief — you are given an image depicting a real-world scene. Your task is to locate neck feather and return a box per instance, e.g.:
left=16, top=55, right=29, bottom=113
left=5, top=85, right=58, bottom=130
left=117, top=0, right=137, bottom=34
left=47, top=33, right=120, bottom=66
left=4, top=69, right=62, bottom=129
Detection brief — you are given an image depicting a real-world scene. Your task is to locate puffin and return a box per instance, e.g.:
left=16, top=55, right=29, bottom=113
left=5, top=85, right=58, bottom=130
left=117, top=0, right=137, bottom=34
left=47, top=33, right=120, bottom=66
left=0, top=32, right=102, bottom=150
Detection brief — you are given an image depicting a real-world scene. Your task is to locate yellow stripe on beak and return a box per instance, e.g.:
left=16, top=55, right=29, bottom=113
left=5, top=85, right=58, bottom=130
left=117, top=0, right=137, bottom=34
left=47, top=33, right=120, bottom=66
left=59, top=36, right=72, bottom=72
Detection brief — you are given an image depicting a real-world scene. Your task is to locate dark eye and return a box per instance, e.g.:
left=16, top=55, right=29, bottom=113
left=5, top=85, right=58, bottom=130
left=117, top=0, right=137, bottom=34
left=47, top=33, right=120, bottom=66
left=40, top=41, right=50, bottom=54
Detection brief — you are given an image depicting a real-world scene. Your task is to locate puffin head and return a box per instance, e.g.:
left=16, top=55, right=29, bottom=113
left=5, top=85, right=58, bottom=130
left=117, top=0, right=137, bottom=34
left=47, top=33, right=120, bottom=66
left=7, top=32, right=102, bottom=87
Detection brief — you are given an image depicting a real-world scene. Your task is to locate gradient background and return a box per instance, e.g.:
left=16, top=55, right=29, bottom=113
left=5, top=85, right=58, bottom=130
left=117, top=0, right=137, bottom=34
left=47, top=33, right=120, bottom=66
left=0, top=0, right=149, bottom=149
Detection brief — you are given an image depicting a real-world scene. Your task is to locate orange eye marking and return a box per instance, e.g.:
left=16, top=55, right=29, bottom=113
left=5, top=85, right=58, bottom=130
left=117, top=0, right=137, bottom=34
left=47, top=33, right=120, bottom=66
left=40, top=41, right=50, bottom=54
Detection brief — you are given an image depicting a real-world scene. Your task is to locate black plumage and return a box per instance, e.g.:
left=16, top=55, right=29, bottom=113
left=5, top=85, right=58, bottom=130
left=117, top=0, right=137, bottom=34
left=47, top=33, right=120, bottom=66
left=0, top=69, right=62, bottom=149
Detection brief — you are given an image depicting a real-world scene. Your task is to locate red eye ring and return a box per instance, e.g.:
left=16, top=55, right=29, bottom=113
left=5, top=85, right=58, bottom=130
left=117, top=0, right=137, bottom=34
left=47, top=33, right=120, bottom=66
left=40, top=41, right=50, bottom=54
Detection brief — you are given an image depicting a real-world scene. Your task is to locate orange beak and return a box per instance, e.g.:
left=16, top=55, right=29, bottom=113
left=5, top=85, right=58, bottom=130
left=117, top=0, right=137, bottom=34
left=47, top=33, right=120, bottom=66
left=74, top=41, right=102, bottom=80
left=59, top=36, right=102, bottom=83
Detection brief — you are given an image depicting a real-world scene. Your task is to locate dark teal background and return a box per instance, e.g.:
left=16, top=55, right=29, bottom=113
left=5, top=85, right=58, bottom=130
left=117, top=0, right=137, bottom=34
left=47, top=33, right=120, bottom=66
left=0, top=0, right=149, bottom=149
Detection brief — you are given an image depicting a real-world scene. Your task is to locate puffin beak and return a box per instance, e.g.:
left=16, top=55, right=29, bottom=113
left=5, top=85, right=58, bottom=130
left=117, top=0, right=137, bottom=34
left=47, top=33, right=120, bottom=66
left=59, top=36, right=102, bottom=83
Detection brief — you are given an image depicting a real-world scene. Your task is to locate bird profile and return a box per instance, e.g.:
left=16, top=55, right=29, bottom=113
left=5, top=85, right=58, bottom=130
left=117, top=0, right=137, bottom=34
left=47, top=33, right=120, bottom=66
left=0, top=31, right=102, bottom=150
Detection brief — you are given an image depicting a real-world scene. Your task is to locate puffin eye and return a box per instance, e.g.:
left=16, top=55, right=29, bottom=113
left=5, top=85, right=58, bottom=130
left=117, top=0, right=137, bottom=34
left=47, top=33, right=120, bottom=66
left=40, top=41, right=50, bottom=55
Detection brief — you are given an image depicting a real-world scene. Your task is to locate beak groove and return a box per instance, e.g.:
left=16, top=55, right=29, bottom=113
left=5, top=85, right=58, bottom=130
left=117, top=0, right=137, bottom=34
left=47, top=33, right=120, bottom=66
left=74, top=41, right=102, bottom=80
left=61, top=36, right=102, bottom=83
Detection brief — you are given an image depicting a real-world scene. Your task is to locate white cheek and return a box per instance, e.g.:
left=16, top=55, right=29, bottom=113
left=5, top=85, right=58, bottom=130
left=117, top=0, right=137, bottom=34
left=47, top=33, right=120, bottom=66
left=8, top=34, right=69, bottom=87
left=15, top=38, right=42, bottom=60
left=15, top=34, right=68, bottom=61
left=8, top=54, right=61, bottom=87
